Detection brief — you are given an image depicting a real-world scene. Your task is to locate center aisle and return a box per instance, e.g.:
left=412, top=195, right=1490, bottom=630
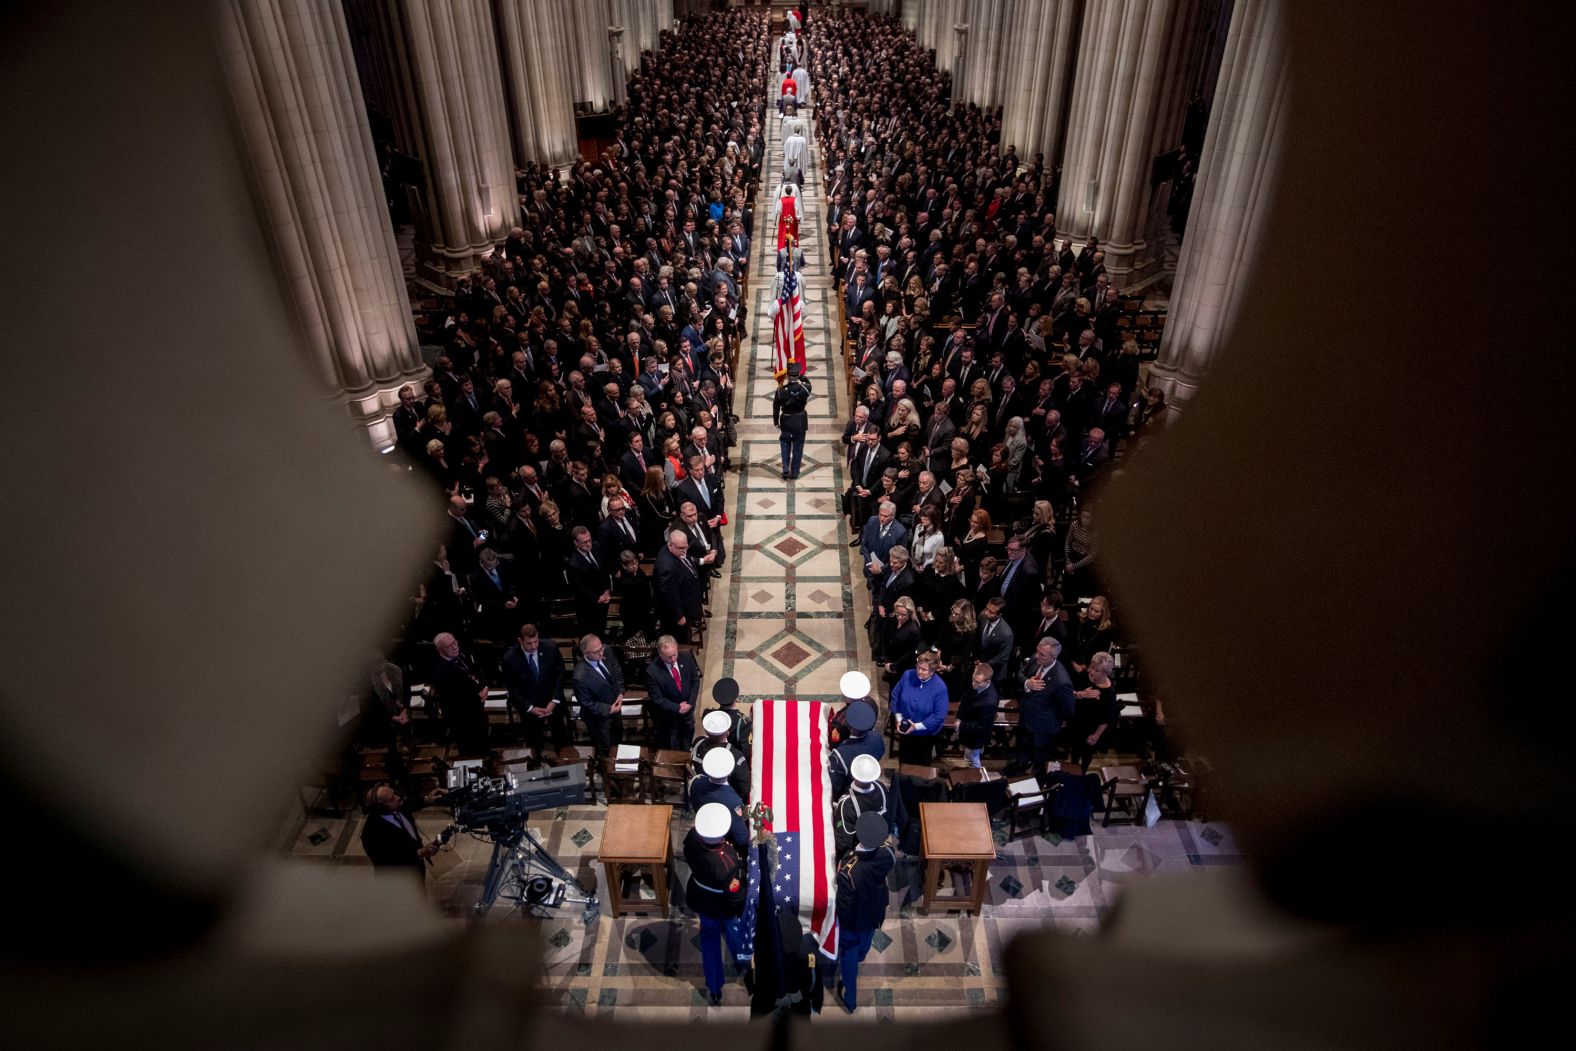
left=700, top=53, right=872, bottom=708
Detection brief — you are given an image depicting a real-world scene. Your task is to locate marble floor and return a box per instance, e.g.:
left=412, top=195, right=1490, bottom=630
left=280, top=36, right=1243, bottom=1023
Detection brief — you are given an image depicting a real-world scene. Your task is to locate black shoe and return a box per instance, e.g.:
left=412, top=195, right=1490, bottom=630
left=848, top=539, right=861, bottom=547
left=834, top=981, right=855, bottom=1013
left=708, top=990, right=722, bottom=1006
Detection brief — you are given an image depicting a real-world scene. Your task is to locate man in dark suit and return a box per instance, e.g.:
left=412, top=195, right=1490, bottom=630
left=676, top=501, right=724, bottom=584
left=467, top=547, right=520, bottom=642
left=920, top=404, right=957, bottom=461
left=449, top=376, right=487, bottom=436
left=557, top=460, right=601, bottom=530
left=645, top=634, right=702, bottom=750
left=429, top=631, right=489, bottom=755
left=571, top=633, right=624, bottom=755
left=1029, top=592, right=1069, bottom=649
left=1011, top=635, right=1077, bottom=774
left=846, top=435, right=890, bottom=532
left=445, top=494, right=488, bottom=576
left=976, top=598, right=1016, bottom=690
left=1071, top=427, right=1111, bottom=485
left=1092, top=382, right=1129, bottom=451
left=996, top=536, right=1043, bottom=644
left=673, top=458, right=724, bottom=530
left=565, top=526, right=612, bottom=636
left=654, top=528, right=705, bottom=643
left=500, top=624, right=573, bottom=759
left=596, top=497, right=642, bottom=563
left=392, top=385, right=424, bottom=454
left=870, top=545, right=915, bottom=620
left=359, top=784, right=444, bottom=879
left=858, top=501, right=907, bottom=594
left=619, top=432, right=654, bottom=491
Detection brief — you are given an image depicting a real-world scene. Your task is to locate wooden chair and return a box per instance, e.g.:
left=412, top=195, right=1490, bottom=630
left=647, top=749, right=692, bottom=808
left=1100, top=764, right=1155, bottom=827
left=599, top=752, right=647, bottom=803
left=555, top=745, right=598, bottom=804
left=1006, top=773, right=1050, bottom=840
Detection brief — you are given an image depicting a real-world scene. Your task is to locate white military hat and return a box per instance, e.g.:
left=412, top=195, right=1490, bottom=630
left=702, top=747, right=736, bottom=779
left=839, top=670, right=871, bottom=701
left=850, top=753, right=881, bottom=784
left=696, top=802, right=731, bottom=839
left=703, top=710, right=732, bottom=735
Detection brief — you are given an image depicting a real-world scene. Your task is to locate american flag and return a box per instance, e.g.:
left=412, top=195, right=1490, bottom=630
left=770, top=249, right=806, bottom=382
left=748, top=699, right=838, bottom=957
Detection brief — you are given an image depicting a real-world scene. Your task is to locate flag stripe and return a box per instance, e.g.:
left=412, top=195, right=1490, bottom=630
left=785, top=698, right=800, bottom=832
left=807, top=702, right=829, bottom=942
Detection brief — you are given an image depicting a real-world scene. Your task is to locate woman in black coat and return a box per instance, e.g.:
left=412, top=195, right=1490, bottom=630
left=913, top=547, right=967, bottom=643
left=936, top=598, right=979, bottom=704
left=613, top=551, right=657, bottom=642
left=1068, top=651, right=1120, bottom=770
left=634, top=466, right=675, bottom=557
left=875, top=597, right=923, bottom=684
left=1067, top=593, right=1115, bottom=678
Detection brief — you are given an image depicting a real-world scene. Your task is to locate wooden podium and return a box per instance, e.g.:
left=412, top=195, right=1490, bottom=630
left=599, top=803, right=674, bottom=917
left=919, top=801, right=996, bottom=915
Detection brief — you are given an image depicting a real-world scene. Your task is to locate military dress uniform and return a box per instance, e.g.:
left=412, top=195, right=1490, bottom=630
left=831, top=777, right=908, bottom=859
left=773, top=370, right=812, bottom=479
left=826, top=699, right=884, bottom=798
left=702, top=704, right=752, bottom=756
left=834, top=813, right=896, bottom=1012
left=690, top=737, right=751, bottom=801
left=684, top=823, right=749, bottom=1004
left=687, top=772, right=751, bottom=847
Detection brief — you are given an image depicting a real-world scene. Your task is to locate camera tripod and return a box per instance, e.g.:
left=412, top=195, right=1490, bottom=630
left=474, top=820, right=600, bottom=924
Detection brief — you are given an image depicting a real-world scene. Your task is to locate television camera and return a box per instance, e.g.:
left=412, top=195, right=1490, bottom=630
left=436, top=763, right=599, bottom=924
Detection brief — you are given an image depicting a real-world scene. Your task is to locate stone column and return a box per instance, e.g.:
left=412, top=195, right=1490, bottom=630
left=931, top=0, right=967, bottom=72
left=1149, top=0, right=1288, bottom=413
left=608, top=24, right=629, bottom=108
left=957, top=0, right=1008, bottom=109
left=902, top=0, right=922, bottom=33
left=999, top=0, right=1084, bottom=164
left=219, top=0, right=426, bottom=447
left=351, top=0, right=517, bottom=283
left=1054, top=0, right=1208, bottom=288
left=916, top=0, right=941, bottom=53
left=567, top=0, right=615, bottom=113
left=608, top=0, right=643, bottom=73
left=494, top=0, right=580, bottom=169
left=950, top=21, right=970, bottom=105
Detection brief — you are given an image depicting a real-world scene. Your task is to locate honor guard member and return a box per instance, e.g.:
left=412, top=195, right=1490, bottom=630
left=691, top=709, right=751, bottom=799
left=828, top=670, right=879, bottom=747
left=703, top=676, right=752, bottom=756
left=773, top=362, right=812, bottom=480
left=688, top=746, right=750, bottom=847
left=831, top=753, right=907, bottom=858
left=828, top=671, right=884, bottom=797
left=685, top=802, right=749, bottom=1005
left=834, top=811, right=896, bottom=1013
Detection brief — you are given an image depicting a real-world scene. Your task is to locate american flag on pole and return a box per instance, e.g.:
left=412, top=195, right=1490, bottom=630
left=749, top=698, right=839, bottom=957
left=770, top=245, right=807, bottom=382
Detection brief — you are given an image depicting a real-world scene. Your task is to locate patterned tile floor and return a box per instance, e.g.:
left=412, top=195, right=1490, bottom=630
left=280, top=38, right=1244, bottom=1022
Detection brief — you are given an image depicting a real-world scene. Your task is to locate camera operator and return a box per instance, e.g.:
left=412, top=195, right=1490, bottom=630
left=360, top=783, right=448, bottom=883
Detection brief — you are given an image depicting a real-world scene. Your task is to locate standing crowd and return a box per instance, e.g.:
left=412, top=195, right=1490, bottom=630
left=369, top=10, right=769, bottom=762
left=812, top=10, right=1172, bottom=776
